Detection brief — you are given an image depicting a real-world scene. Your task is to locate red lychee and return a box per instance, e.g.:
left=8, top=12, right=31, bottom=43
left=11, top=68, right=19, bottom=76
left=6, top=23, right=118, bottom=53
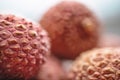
left=37, top=55, right=67, bottom=80
left=0, top=14, right=50, bottom=80
left=40, top=1, right=100, bottom=59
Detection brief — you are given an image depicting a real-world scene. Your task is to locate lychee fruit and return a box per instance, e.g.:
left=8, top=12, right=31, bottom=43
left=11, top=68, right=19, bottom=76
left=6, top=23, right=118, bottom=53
left=40, top=1, right=100, bottom=59
left=0, top=14, right=50, bottom=80
left=68, top=48, right=120, bottom=80
left=37, top=55, right=67, bottom=80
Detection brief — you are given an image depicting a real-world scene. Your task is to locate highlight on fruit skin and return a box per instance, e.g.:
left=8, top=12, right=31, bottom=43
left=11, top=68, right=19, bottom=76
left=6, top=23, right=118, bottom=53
left=68, top=48, right=120, bottom=80
left=40, top=1, right=100, bottom=59
left=0, top=14, right=50, bottom=80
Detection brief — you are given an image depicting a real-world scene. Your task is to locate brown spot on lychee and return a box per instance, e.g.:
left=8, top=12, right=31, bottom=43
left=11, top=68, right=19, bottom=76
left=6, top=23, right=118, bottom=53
left=15, top=24, right=26, bottom=31
left=28, top=30, right=37, bottom=38
left=0, top=20, right=11, bottom=26
left=7, top=38, right=18, bottom=44
left=82, top=18, right=95, bottom=33
left=22, top=45, right=32, bottom=53
left=13, top=31, right=24, bottom=38
left=20, top=38, right=29, bottom=46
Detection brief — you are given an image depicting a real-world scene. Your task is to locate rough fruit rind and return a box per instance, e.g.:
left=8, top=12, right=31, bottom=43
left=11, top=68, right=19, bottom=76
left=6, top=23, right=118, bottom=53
left=0, top=14, right=50, bottom=80
left=69, top=48, right=120, bottom=80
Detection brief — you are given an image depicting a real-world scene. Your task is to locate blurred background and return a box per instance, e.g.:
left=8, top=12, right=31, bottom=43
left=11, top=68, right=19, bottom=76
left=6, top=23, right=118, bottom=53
left=0, top=0, right=120, bottom=34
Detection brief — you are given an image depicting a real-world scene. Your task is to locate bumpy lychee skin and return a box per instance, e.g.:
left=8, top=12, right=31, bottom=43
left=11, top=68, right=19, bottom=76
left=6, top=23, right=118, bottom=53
left=37, top=55, right=67, bottom=80
left=0, top=14, right=50, bottom=80
left=40, top=1, right=99, bottom=59
left=68, top=48, right=120, bottom=80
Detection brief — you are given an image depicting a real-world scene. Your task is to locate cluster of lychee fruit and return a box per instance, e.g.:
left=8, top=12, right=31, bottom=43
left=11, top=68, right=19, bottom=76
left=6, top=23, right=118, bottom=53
left=0, top=1, right=120, bottom=80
